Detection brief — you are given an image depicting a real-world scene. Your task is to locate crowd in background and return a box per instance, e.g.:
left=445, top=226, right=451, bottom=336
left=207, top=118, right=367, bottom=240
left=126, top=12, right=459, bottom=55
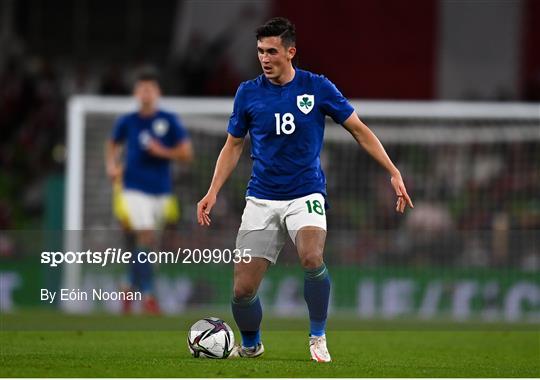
left=323, top=143, right=540, bottom=270
left=0, top=53, right=64, bottom=229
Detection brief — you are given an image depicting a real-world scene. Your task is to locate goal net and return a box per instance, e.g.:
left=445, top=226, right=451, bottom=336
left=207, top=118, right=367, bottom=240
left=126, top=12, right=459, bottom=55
left=63, top=96, right=540, bottom=321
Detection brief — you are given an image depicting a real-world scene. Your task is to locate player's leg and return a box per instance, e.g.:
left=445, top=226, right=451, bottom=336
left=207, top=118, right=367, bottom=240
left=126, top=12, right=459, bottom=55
left=231, top=258, right=269, bottom=355
left=138, top=194, right=179, bottom=314
left=123, top=190, right=160, bottom=314
left=296, top=227, right=329, bottom=335
left=295, top=227, right=332, bottom=362
left=286, top=194, right=329, bottom=337
left=231, top=197, right=286, bottom=357
left=135, top=229, right=161, bottom=314
left=285, top=193, right=331, bottom=362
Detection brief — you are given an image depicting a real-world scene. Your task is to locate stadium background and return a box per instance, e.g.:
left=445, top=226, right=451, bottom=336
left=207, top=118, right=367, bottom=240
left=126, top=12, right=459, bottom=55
left=0, top=0, right=539, bottom=324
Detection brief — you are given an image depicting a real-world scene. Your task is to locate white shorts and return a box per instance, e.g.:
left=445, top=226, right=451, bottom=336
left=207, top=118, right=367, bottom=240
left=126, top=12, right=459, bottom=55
left=122, top=190, right=170, bottom=230
left=236, top=193, right=327, bottom=264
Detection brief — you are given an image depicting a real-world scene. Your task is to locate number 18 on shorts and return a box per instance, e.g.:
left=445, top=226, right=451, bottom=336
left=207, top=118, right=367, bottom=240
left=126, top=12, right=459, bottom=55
left=236, top=193, right=327, bottom=264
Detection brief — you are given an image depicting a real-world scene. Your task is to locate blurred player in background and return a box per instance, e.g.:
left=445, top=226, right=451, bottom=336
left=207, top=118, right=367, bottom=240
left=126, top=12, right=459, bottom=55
left=105, top=70, right=193, bottom=314
left=197, top=18, right=413, bottom=361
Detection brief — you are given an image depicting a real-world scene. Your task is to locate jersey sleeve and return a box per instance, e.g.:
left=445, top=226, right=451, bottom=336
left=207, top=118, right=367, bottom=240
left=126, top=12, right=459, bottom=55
left=111, top=115, right=128, bottom=142
left=169, top=114, right=189, bottom=144
left=318, top=76, right=355, bottom=124
left=227, top=83, right=249, bottom=138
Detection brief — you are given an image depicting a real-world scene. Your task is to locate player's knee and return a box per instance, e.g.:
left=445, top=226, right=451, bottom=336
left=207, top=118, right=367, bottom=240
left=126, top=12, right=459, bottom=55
left=300, top=252, right=323, bottom=270
left=136, top=230, right=154, bottom=247
left=233, top=283, right=258, bottom=300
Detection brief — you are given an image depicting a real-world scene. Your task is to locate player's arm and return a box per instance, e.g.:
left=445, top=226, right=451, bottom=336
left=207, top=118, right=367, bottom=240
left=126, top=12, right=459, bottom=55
left=197, top=134, right=245, bottom=226
left=342, top=112, right=413, bottom=213
left=104, top=140, right=123, bottom=182
left=147, top=139, right=194, bottom=163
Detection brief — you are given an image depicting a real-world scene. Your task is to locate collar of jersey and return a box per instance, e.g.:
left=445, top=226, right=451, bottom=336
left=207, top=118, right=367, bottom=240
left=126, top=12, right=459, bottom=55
left=137, top=109, right=161, bottom=120
left=263, top=68, right=299, bottom=90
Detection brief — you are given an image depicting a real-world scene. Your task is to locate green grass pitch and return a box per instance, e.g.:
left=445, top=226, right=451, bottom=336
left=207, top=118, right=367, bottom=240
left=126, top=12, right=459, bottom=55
left=1, top=311, right=539, bottom=377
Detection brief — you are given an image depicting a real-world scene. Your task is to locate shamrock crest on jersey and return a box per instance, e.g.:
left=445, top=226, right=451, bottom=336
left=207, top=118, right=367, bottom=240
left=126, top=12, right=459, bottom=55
left=153, top=119, right=169, bottom=136
left=297, top=94, right=314, bottom=114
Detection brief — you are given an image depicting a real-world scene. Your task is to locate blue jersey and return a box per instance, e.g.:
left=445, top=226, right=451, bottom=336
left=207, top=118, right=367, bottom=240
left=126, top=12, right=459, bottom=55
left=111, top=109, right=189, bottom=195
left=227, top=69, right=354, bottom=200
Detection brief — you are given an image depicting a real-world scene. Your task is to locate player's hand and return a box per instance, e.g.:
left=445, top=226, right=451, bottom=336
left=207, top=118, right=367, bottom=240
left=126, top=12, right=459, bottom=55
left=197, top=192, right=216, bottom=226
left=106, top=163, right=122, bottom=182
left=390, top=173, right=413, bottom=213
left=146, top=139, right=168, bottom=158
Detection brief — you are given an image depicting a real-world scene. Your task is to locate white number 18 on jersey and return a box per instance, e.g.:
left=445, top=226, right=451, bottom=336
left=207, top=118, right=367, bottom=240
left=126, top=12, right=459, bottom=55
left=275, top=113, right=296, bottom=135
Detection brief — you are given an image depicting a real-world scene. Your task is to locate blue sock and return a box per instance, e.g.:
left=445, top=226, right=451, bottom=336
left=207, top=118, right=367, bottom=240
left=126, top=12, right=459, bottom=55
left=130, top=246, right=154, bottom=294
left=231, top=295, right=262, bottom=348
left=304, top=263, right=330, bottom=337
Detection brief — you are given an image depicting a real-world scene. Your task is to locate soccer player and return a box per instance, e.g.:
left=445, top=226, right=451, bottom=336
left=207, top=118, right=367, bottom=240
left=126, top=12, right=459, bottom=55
left=197, top=18, right=413, bottom=362
left=105, top=70, right=193, bottom=314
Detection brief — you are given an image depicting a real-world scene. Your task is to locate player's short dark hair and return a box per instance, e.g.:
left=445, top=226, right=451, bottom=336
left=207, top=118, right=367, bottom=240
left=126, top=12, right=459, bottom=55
left=135, top=67, right=161, bottom=86
left=256, top=17, right=296, bottom=47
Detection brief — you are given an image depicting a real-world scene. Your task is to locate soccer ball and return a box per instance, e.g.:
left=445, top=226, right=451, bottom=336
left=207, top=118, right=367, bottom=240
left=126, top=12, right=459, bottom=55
left=187, top=317, right=235, bottom=359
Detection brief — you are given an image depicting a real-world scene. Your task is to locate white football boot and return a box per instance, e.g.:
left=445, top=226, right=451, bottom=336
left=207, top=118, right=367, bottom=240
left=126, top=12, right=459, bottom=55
left=309, top=335, right=331, bottom=362
left=229, top=342, right=265, bottom=358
